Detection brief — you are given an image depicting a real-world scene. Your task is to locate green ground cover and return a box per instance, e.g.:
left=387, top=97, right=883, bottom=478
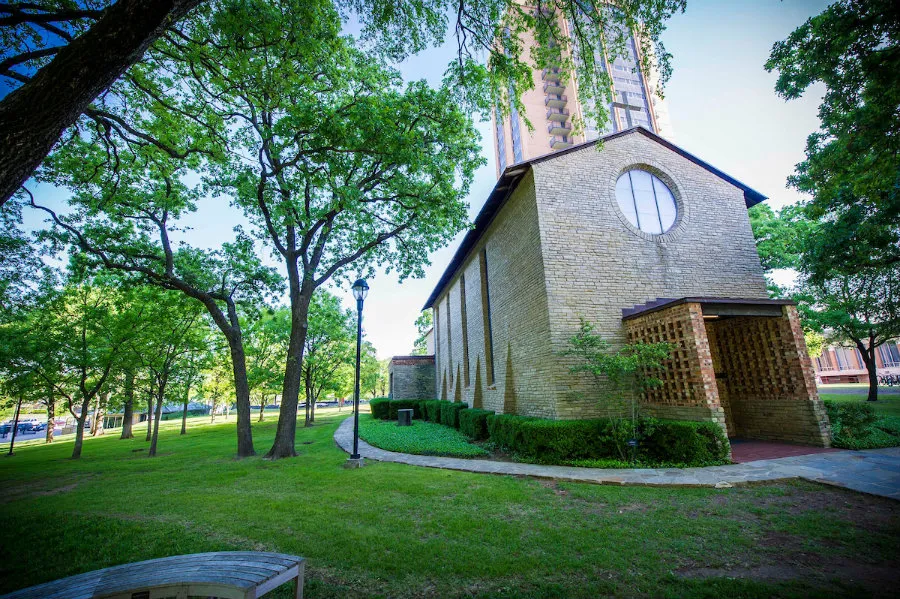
left=820, top=393, right=900, bottom=449
left=358, top=415, right=489, bottom=458
left=1, top=413, right=898, bottom=598
left=819, top=393, right=900, bottom=418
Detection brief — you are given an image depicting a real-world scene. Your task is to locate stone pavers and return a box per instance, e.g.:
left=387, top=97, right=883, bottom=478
left=334, top=417, right=900, bottom=500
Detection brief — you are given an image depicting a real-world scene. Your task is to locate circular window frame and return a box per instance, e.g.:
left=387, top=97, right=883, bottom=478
left=610, top=163, right=686, bottom=242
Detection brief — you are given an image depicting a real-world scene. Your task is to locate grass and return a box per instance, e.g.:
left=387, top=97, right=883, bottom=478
left=819, top=392, right=900, bottom=418
left=359, top=415, right=489, bottom=458
left=1, top=411, right=899, bottom=598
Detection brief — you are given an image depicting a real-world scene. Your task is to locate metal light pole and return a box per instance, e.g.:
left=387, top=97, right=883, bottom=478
left=347, top=278, right=369, bottom=468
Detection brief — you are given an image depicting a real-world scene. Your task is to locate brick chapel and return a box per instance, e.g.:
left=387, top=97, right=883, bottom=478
left=389, top=127, right=831, bottom=447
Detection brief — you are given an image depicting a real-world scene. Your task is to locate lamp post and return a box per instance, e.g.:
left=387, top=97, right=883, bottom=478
left=347, top=278, right=369, bottom=468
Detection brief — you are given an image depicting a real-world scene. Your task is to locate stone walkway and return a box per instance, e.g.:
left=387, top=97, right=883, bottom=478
left=334, top=418, right=900, bottom=500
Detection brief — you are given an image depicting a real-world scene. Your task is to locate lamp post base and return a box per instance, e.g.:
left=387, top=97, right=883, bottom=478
left=343, top=457, right=365, bottom=469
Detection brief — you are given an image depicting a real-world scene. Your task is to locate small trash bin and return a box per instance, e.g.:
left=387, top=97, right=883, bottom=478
left=397, top=409, right=413, bottom=426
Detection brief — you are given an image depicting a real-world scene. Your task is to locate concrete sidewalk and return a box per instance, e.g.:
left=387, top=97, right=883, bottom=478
left=334, top=417, right=900, bottom=500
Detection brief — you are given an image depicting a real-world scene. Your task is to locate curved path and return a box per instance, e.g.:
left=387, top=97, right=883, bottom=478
left=334, top=417, right=900, bottom=500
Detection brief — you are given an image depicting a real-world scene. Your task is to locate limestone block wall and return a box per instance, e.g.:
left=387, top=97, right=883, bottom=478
left=531, top=133, right=769, bottom=419
left=389, top=356, right=436, bottom=400
left=432, top=171, right=558, bottom=417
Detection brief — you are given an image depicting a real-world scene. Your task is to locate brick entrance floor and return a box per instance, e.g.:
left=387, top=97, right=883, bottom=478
left=729, top=438, right=840, bottom=463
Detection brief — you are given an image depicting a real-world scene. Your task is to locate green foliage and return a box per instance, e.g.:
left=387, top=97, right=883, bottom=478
left=423, top=400, right=443, bottom=424
left=411, top=311, right=433, bottom=355
left=369, top=398, right=390, bottom=420
left=641, top=420, right=730, bottom=465
left=458, top=408, right=494, bottom=441
left=765, top=0, right=900, bottom=274
left=359, top=416, right=488, bottom=458
left=823, top=400, right=899, bottom=449
left=387, top=399, right=423, bottom=420
left=804, top=330, right=825, bottom=359
left=439, top=402, right=468, bottom=429
left=747, top=203, right=811, bottom=273
left=486, top=414, right=729, bottom=467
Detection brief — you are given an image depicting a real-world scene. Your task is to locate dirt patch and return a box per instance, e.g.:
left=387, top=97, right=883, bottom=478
left=0, top=475, right=94, bottom=504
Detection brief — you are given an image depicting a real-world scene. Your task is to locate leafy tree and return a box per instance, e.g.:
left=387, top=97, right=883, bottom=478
left=301, top=291, right=354, bottom=425
left=359, top=342, right=385, bottom=399
left=411, top=311, right=433, bottom=355
left=201, top=355, right=233, bottom=424
left=0, top=0, right=684, bottom=207
left=564, top=319, right=671, bottom=460
left=765, top=0, right=900, bottom=276
left=796, top=265, right=900, bottom=402
left=244, top=307, right=290, bottom=422
left=29, top=148, right=282, bottom=458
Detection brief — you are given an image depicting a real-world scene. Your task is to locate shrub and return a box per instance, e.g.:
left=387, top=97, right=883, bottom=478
left=388, top=399, right=424, bottom=420
left=641, top=420, right=730, bottom=465
left=824, top=400, right=898, bottom=449
left=459, top=409, right=494, bottom=440
left=423, top=400, right=443, bottom=423
left=370, top=398, right=391, bottom=420
left=440, top=402, right=468, bottom=428
left=485, top=414, right=729, bottom=466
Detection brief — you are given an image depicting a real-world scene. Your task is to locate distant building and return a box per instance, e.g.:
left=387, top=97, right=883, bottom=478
left=814, top=340, right=900, bottom=384
left=493, top=3, right=673, bottom=177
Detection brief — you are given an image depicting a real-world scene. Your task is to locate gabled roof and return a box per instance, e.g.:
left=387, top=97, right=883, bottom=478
left=423, top=126, right=767, bottom=310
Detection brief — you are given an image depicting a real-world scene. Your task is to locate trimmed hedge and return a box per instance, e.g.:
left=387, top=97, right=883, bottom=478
left=641, top=420, right=729, bottom=465
left=824, top=400, right=899, bottom=449
left=459, top=409, right=494, bottom=440
left=370, top=398, right=390, bottom=420
left=423, top=400, right=443, bottom=423
left=486, top=414, right=729, bottom=466
left=440, top=402, right=468, bottom=428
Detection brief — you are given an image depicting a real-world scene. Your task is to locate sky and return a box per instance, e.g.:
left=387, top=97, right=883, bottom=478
left=20, top=0, right=831, bottom=360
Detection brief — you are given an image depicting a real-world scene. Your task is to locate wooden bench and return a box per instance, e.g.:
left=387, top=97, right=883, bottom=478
left=0, top=551, right=305, bottom=599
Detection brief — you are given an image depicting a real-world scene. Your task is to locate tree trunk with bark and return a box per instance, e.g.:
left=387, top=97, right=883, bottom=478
left=145, top=394, right=153, bottom=441
left=855, top=338, right=880, bottom=402
left=266, top=280, right=313, bottom=458
left=259, top=395, right=266, bottom=422
left=121, top=371, right=135, bottom=439
left=224, top=331, right=253, bottom=455
left=180, top=382, right=191, bottom=435
left=45, top=391, right=55, bottom=443
left=0, top=0, right=204, bottom=207
left=7, top=395, right=23, bottom=456
left=148, top=385, right=165, bottom=457
left=71, top=398, right=91, bottom=459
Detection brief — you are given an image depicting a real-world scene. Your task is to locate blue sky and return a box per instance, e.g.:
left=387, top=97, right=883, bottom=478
left=21, top=0, right=830, bottom=359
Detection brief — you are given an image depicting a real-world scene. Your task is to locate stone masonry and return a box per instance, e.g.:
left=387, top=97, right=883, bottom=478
left=423, top=128, right=831, bottom=446
left=388, top=356, right=436, bottom=401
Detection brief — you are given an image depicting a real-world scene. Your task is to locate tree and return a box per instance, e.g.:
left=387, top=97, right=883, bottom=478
left=564, top=319, right=671, bottom=460
left=411, top=311, right=433, bottom=355
left=244, top=307, right=290, bottom=423
left=359, top=342, right=385, bottom=399
left=201, top=356, right=233, bottom=424
left=0, top=0, right=206, bottom=207
left=29, top=145, right=281, bottom=457
left=765, top=0, right=900, bottom=276
left=0, top=0, right=684, bottom=208
left=301, top=292, right=354, bottom=426
left=796, top=265, right=900, bottom=402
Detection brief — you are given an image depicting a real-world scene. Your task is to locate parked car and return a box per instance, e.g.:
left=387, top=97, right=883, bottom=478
left=31, top=422, right=47, bottom=432
left=16, top=422, right=33, bottom=433
left=0, top=424, right=10, bottom=436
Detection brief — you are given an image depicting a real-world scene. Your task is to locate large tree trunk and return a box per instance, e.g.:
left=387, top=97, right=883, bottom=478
left=7, top=395, right=23, bottom=456
left=148, top=384, right=165, bottom=457
left=224, top=332, right=254, bottom=456
left=71, top=398, right=91, bottom=459
left=0, top=0, right=204, bottom=207
left=45, top=391, right=55, bottom=444
left=266, top=289, right=312, bottom=459
left=121, top=371, right=135, bottom=439
left=856, top=339, right=879, bottom=402
left=92, top=391, right=108, bottom=436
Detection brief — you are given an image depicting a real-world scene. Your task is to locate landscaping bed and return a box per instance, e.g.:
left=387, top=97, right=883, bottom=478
left=368, top=398, right=730, bottom=468
left=824, top=398, right=900, bottom=450
left=358, top=416, right=489, bottom=458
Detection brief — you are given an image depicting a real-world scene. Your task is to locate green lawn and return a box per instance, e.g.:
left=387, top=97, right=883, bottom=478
left=819, top=392, right=900, bottom=418
left=359, top=415, right=489, bottom=457
left=1, top=413, right=899, bottom=598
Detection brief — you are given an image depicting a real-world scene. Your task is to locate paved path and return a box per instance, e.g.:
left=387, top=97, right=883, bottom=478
left=334, top=418, right=900, bottom=500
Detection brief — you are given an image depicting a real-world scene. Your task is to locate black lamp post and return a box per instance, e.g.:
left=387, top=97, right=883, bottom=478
left=348, top=278, right=369, bottom=465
